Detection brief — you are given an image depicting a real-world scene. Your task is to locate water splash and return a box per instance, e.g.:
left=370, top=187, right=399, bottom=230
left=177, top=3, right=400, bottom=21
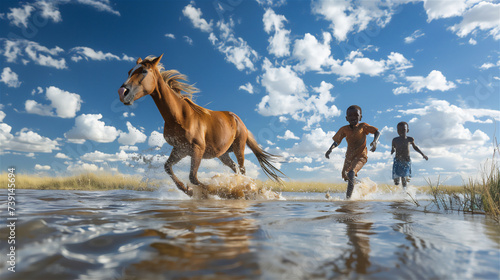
left=192, top=174, right=283, bottom=200
left=350, top=178, right=379, bottom=200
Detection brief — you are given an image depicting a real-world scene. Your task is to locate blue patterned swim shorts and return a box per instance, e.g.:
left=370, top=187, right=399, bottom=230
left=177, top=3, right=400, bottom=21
left=393, top=158, right=411, bottom=179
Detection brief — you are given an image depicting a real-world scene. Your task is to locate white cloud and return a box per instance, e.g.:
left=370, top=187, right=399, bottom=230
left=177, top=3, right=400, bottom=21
left=263, top=8, right=291, bottom=58
left=25, top=86, right=82, bottom=118
left=76, top=0, right=121, bottom=16
left=55, top=152, right=71, bottom=159
left=312, top=0, right=397, bottom=42
left=6, top=3, right=35, bottom=28
left=257, top=58, right=307, bottom=116
left=278, top=130, right=300, bottom=140
left=165, top=33, right=175, bottom=39
left=81, top=150, right=130, bottom=163
left=480, top=60, right=500, bottom=70
left=35, top=164, right=51, bottom=170
left=182, top=4, right=213, bottom=33
left=288, top=127, right=336, bottom=158
left=67, top=161, right=102, bottom=173
left=118, top=122, right=147, bottom=145
left=209, top=19, right=259, bottom=72
left=393, top=70, right=456, bottom=94
left=258, top=59, right=340, bottom=128
left=330, top=51, right=386, bottom=81
left=71, top=46, right=134, bottom=62
left=398, top=99, right=497, bottom=148
left=404, top=29, right=425, bottom=44
left=1, top=39, right=66, bottom=69
left=0, top=67, right=21, bottom=88
left=423, top=0, right=468, bottom=21
left=65, top=114, right=119, bottom=143
left=293, top=32, right=338, bottom=73
left=0, top=126, right=59, bottom=154
left=36, top=1, right=62, bottom=23
left=183, top=36, right=193, bottom=45
left=148, top=131, right=166, bottom=147
left=297, top=165, right=324, bottom=172
left=239, top=82, right=254, bottom=94
left=450, top=2, right=500, bottom=40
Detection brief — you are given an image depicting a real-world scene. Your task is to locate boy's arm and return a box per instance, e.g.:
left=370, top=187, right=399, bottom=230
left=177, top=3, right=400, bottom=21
left=369, top=130, right=381, bottom=152
left=391, top=138, right=396, bottom=155
left=325, top=142, right=339, bottom=159
left=411, top=139, right=428, bottom=160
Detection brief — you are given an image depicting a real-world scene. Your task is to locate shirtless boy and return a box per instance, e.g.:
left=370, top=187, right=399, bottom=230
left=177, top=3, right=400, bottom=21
left=325, top=105, right=380, bottom=199
left=391, top=122, right=428, bottom=188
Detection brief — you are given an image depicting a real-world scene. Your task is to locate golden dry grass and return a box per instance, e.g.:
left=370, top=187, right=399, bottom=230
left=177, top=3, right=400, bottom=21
left=0, top=172, right=159, bottom=191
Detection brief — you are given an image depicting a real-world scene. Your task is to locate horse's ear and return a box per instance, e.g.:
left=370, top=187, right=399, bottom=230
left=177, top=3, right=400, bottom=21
left=136, top=57, right=142, bottom=64
left=152, top=54, right=163, bottom=66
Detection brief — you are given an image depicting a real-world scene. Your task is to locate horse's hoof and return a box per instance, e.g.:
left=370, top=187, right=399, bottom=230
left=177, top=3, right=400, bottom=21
left=186, top=187, right=194, bottom=197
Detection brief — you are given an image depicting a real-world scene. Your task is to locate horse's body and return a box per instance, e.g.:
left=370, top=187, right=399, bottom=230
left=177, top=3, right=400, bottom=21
left=118, top=55, right=283, bottom=196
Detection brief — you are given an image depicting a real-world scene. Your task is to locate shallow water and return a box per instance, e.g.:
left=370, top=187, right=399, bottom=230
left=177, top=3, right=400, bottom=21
left=1, top=185, right=499, bottom=280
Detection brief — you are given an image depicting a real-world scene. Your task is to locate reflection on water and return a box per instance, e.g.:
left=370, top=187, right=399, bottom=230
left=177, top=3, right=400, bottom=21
left=0, top=189, right=499, bottom=279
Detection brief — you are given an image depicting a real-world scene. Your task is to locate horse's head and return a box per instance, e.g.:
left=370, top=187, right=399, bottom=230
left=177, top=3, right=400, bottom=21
left=118, top=54, right=163, bottom=105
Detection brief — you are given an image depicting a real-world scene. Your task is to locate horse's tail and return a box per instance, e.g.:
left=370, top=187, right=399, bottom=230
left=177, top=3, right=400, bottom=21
left=246, top=132, right=286, bottom=184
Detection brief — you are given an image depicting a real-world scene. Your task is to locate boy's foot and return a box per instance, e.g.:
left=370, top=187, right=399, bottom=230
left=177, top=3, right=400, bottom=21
left=394, top=178, right=400, bottom=185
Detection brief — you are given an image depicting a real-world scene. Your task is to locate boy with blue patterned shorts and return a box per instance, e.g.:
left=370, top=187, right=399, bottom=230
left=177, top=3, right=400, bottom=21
left=391, top=122, right=428, bottom=188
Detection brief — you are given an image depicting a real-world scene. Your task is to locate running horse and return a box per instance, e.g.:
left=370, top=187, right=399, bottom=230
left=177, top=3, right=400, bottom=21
left=118, top=55, right=284, bottom=196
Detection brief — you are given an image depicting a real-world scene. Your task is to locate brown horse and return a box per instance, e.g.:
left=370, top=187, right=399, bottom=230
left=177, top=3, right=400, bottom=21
left=118, top=55, right=284, bottom=196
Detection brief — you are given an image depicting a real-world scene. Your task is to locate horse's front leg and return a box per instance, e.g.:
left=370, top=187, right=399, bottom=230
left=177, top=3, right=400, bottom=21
left=164, top=148, right=193, bottom=196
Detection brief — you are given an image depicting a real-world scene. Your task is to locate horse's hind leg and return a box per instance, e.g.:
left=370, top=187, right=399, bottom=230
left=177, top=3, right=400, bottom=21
left=189, top=146, right=207, bottom=188
left=218, top=152, right=238, bottom=173
left=165, top=148, right=192, bottom=196
left=233, top=144, right=246, bottom=175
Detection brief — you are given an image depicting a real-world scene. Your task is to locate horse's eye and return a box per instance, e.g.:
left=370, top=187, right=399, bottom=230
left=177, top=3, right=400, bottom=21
left=142, top=69, right=148, bottom=74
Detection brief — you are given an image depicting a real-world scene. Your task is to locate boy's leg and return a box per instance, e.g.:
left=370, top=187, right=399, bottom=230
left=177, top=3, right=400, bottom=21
left=346, top=170, right=356, bottom=199
left=394, top=177, right=400, bottom=185
left=402, top=177, right=407, bottom=188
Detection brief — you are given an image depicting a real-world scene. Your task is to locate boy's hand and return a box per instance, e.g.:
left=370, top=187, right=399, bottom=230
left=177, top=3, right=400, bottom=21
left=423, top=155, right=428, bottom=160
left=325, top=149, right=331, bottom=159
left=370, top=141, right=377, bottom=152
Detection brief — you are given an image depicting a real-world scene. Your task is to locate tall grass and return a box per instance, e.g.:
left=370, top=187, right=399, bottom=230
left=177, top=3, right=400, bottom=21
left=425, top=144, right=500, bottom=221
left=0, top=172, right=158, bottom=191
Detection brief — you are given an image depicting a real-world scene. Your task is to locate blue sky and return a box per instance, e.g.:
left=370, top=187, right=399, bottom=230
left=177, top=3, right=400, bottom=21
left=0, top=0, right=499, bottom=186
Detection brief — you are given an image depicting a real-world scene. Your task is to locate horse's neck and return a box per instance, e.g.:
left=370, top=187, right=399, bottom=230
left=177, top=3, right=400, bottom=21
left=151, top=77, right=185, bottom=124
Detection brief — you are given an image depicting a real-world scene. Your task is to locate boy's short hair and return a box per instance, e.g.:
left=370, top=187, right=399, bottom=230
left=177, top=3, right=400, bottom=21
left=347, top=105, right=362, bottom=115
left=397, top=121, right=409, bottom=132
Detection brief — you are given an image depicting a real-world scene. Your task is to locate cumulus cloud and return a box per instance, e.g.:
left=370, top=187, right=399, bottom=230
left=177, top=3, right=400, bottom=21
left=118, top=122, right=147, bottom=145
left=450, top=2, right=500, bottom=40
left=293, top=32, right=338, bottom=73
left=398, top=99, right=497, bottom=148
left=35, top=164, right=51, bottom=170
left=25, top=86, right=82, bottom=118
left=6, top=3, right=35, bottom=28
left=81, top=150, right=130, bottom=163
left=393, top=70, right=456, bottom=94
left=65, top=114, right=119, bottom=143
left=0, top=123, right=59, bottom=154
left=404, top=29, right=425, bottom=44
left=71, top=46, right=134, bottom=62
left=209, top=19, right=259, bottom=72
left=148, top=131, right=166, bottom=147
left=277, top=130, right=300, bottom=140
left=263, top=8, right=291, bottom=58
left=312, top=0, right=397, bottom=42
left=1, top=39, right=66, bottom=69
left=423, top=0, right=468, bottom=21
left=0, top=67, right=21, bottom=88
left=182, top=4, right=213, bottom=33
left=183, top=4, right=258, bottom=72
left=239, top=82, right=254, bottom=94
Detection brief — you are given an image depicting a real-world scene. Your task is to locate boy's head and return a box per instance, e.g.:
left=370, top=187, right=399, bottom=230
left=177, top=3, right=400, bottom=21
left=397, top=122, right=409, bottom=136
left=346, top=105, right=362, bottom=126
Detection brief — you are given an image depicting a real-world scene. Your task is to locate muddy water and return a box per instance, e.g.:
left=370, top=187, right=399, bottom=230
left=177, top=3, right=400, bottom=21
left=0, top=185, right=499, bottom=279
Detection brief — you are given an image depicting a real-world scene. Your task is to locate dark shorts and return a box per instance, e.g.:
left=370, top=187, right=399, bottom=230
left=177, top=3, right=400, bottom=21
left=393, top=158, right=411, bottom=179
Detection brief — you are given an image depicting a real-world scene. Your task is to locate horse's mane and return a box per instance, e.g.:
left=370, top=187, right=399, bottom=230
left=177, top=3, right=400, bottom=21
left=144, top=56, right=208, bottom=115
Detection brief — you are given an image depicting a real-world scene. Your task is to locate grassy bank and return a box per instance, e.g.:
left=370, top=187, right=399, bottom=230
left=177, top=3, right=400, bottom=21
left=0, top=172, right=158, bottom=191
